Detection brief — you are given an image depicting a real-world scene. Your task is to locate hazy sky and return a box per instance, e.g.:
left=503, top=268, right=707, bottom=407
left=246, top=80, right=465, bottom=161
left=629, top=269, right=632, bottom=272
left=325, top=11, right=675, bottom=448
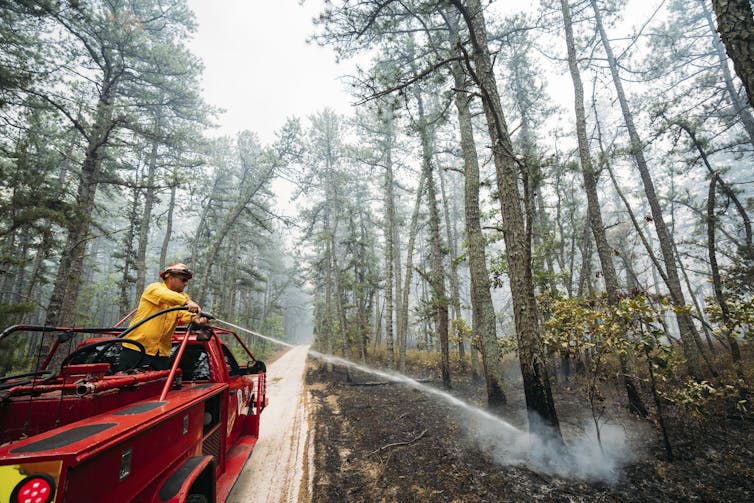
left=187, top=0, right=356, bottom=144
left=185, top=1, right=655, bottom=145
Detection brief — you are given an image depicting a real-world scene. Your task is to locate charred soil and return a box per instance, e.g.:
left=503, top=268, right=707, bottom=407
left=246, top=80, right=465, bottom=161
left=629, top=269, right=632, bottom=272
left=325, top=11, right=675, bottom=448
left=306, top=361, right=754, bottom=502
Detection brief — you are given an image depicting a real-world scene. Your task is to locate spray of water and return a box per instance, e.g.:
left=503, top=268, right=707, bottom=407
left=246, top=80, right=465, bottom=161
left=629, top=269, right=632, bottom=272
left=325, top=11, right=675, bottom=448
left=218, top=319, right=634, bottom=482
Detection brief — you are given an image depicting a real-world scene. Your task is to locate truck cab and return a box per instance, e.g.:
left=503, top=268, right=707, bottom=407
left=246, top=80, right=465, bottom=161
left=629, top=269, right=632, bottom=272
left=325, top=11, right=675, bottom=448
left=0, top=318, right=267, bottom=503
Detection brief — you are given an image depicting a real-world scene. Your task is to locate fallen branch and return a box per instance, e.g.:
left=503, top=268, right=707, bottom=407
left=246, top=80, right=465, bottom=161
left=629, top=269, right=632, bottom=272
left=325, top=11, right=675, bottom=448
left=368, top=429, right=428, bottom=456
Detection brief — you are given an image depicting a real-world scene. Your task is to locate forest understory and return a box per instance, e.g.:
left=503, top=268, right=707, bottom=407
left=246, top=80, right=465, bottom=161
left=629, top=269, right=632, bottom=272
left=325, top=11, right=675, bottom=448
left=307, top=357, right=754, bottom=502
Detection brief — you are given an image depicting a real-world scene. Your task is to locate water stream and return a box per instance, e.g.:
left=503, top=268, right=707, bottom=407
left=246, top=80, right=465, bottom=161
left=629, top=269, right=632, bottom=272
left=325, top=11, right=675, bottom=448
left=217, top=319, right=632, bottom=482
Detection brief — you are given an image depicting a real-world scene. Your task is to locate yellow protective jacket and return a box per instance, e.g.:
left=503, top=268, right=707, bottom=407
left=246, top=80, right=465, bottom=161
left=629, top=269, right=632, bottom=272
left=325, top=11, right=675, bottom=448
left=124, top=281, right=195, bottom=357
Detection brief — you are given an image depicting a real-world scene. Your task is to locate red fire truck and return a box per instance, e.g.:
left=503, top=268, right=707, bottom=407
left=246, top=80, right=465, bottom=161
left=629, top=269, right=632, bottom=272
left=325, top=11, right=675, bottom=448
left=0, top=309, right=267, bottom=503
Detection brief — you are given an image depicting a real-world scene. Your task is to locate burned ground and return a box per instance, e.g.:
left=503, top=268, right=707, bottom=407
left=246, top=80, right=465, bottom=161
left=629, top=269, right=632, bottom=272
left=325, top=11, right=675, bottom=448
left=306, top=361, right=754, bottom=502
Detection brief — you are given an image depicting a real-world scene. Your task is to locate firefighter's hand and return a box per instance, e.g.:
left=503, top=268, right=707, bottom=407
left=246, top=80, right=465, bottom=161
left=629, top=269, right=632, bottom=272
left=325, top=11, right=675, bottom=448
left=185, top=300, right=201, bottom=314
left=192, top=315, right=209, bottom=326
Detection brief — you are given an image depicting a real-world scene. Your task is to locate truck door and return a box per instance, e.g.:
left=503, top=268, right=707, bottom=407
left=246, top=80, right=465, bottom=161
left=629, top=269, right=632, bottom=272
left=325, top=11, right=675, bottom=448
left=221, top=346, right=252, bottom=447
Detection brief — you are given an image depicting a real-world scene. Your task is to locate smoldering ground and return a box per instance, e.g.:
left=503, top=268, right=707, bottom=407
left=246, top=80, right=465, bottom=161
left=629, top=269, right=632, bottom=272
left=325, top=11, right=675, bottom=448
left=463, top=409, right=642, bottom=483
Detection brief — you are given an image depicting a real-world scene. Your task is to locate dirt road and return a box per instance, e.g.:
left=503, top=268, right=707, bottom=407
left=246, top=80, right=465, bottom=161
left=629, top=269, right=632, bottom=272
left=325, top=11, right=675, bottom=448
left=227, top=345, right=311, bottom=503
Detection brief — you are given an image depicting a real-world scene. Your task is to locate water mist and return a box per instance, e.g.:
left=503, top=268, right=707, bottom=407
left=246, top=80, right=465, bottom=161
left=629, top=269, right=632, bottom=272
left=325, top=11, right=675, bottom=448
left=218, top=320, right=636, bottom=482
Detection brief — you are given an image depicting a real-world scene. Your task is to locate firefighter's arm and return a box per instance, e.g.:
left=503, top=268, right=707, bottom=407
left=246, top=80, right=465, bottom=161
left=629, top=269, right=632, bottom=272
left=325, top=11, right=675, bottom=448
left=143, top=282, right=190, bottom=307
left=178, top=301, right=208, bottom=325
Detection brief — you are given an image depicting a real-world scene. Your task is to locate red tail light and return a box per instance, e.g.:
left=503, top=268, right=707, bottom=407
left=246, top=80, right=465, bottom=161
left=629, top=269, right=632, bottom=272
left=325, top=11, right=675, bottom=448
left=11, top=474, right=55, bottom=503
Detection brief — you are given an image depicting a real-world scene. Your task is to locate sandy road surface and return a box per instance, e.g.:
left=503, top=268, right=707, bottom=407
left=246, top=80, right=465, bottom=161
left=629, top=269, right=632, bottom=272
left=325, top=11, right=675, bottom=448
left=227, top=345, right=311, bottom=503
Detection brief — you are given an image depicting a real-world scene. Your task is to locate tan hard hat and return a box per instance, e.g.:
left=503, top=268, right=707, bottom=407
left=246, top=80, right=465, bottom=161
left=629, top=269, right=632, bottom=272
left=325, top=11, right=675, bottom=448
left=160, top=263, right=193, bottom=279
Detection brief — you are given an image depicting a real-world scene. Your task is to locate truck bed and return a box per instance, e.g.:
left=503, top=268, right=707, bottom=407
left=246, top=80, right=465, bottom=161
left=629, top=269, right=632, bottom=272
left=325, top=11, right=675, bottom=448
left=1, top=382, right=227, bottom=502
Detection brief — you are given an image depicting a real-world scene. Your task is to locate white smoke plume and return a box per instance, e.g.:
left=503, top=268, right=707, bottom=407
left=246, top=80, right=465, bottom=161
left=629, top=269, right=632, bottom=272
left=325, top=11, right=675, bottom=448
left=463, top=409, right=639, bottom=482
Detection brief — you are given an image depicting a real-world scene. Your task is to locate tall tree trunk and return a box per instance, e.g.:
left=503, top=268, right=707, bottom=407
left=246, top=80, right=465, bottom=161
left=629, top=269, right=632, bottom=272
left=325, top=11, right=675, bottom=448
left=190, top=173, right=222, bottom=270
left=672, top=237, right=717, bottom=352
left=10, top=231, right=30, bottom=311
left=596, top=112, right=679, bottom=344
left=362, top=289, right=373, bottom=364
left=561, top=0, right=648, bottom=417
left=24, top=229, right=51, bottom=322
left=383, top=107, right=404, bottom=369
left=45, top=101, right=114, bottom=330
left=535, top=191, right=558, bottom=294
left=453, top=0, right=560, bottom=434
left=576, top=218, right=593, bottom=298
left=552, top=172, right=571, bottom=296
left=712, top=0, right=754, bottom=110
left=161, top=171, right=178, bottom=273
left=374, top=293, right=383, bottom=348
left=591, top=0, right=707, bottom=378
left=708, top=174, right=742, bottom=362
left=384, top=117, right=397, bottom=369
left=675, top=122, right=752, bottom=247
left=415, top=90, right=451, bottom=389
left=438, top=162, right=465, bottom=367
left=447, top=18, right=505, bottom=401
left=324, top=234, right=334, bottom=372
left=331, top=224, right=350, bottom=360
left=119, top=185, right=140, bottom=316
left=398, top=171, right=426, bottom=373
left=135, top=140, right=159, bottom=295
left=324, top=160, right=350, bottom=368
left=227, top=239, right=240, bottom=321
left=701, top=0, right=754, bottom=144
left=359, top=214, right=373, bottom=364
left=0, top=233, right=15, bottom=306
left=566, top=193, right=579, bottom=296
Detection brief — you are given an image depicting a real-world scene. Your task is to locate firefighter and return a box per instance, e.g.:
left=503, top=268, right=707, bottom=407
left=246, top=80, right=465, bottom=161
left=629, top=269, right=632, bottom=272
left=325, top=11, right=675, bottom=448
left=118, top=263, right=209, bottom=371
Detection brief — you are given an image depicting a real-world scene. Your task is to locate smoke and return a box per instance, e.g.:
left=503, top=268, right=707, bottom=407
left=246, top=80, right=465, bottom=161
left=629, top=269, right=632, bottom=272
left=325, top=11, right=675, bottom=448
left=462, top=409, right=638, bottom=483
